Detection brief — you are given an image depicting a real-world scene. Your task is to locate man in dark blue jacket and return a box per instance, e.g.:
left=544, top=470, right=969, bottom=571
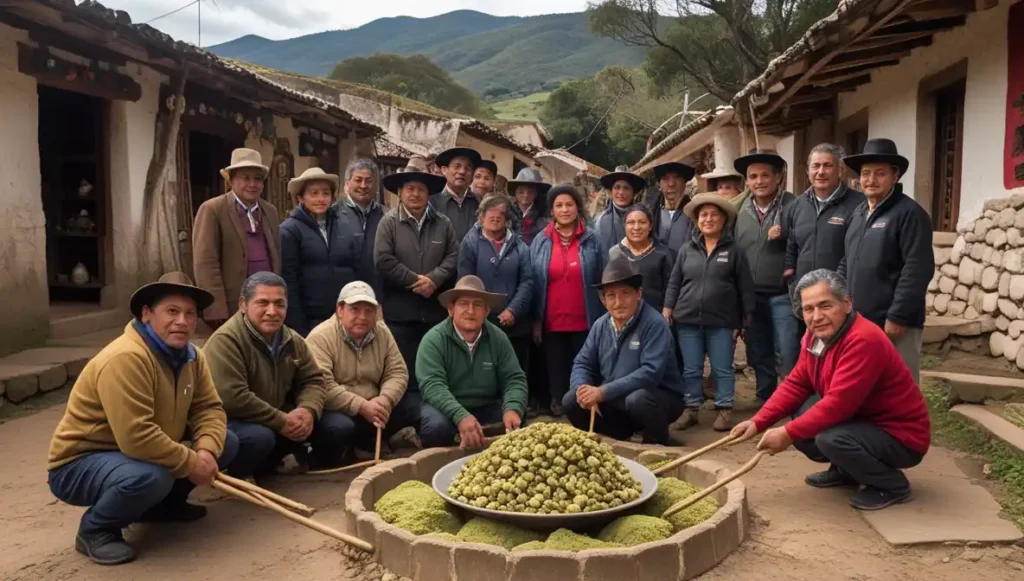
left=563, top=255, right=685, bottom=446
left=648, top=161, right=696, bottom=256
left=341, top=159, right=385, bottom=296
left=839, top=139, right=933, bottom=384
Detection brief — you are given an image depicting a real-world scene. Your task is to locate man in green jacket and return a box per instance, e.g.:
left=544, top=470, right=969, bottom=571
left=416, top=275, right=528, bottom=449
left=203, top=272, right=346, bottom=475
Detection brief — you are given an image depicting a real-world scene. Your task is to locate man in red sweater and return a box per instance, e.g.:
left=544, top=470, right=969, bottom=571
left=732, top=269, right=930, bottom=511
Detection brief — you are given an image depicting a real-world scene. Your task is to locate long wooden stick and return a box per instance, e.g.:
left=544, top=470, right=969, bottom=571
left=308, top=427, right=384, bottom=476
left=662, top=451, right=767, bottom=519
left=212, top=480, right=374, bottom=552
left=588, top=406, right=597, bottom=433
left=216, top=473, right=315, bottom=516
left=652, top=431, right=755, bottom=477
left=374, top=425, right=382, bottom=463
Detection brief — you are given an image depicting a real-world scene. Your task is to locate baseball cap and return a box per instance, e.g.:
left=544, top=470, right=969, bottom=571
left=337, top=281, right=378, bottom=306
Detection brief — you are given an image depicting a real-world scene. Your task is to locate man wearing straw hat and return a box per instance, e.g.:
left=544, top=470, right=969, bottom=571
left=47, top=273, right=236, bottom=565
left=416, top=275, right=528, bottom=449
left=203, top=272, right=348, bottom=476
left=193, top=148, right=282, bottom=330
left=432, top=146, right=484, bottom=242
left=563, top=255, right=685, bottom=446
left=307, top=281, right=423, bottom=454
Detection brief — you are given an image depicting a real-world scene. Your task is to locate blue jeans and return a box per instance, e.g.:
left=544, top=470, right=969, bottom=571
left=677, top=325, right=737, bottom=408
left=47, top=431, right=239, bottom=534
left=562, top=387, right=684, bottom=445
left=745, top=293, right=801, bottom=400
left=420, top=402, right=505, bottom=448
left=227, top=411, right=353, bottom=476
left=333, top=391, right=423, bottom=451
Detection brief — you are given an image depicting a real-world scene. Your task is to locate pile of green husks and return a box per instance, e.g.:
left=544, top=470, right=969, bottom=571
left=446, top=423, right=643, bottom=514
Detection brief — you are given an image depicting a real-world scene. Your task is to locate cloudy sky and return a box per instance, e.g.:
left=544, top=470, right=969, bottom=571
left=101, top=0, right=590, bottom=47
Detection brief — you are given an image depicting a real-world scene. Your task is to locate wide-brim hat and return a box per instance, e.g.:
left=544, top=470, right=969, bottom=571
left=600, top=171, right=647, bottom=193
left=734, top=149, right=786, bottom=177
left=130, top=271, right=214, bottom=319
left=475, top=160, right=498, bottom=177
left=438, top=275, right=506, bottom=310
left=701, top=167, right=744, bottom=181
left=435, top=147, right=482, bottom=169
left=842, top=138, right=910, bottom=176
left=594, top=254, right=643, bottom=290
left=683, top=192, right=738, bottom=223
left=287, top=167, right=340, bottom=197
left=507, top=167, right=552, bottom=196
left=220, top=148, right=269, bottom=181
left=382, top=170, right=447, bottom=195
left=653, top=162, right=696, bottom=182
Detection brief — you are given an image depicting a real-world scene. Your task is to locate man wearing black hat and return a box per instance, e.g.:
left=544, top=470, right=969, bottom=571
left=595, top=166, right=648, bottom=254
left=376, top=166, right=460, bottom=394
left=648, top=161, right=696, bottom=256
left=47, top=273, right=236, bottom=565
left=431, top=146, right=484, bottom=242
left=734, top=149, right=799, bottom=403
left=563, top=255, right=685, bottom=445
left=839, top=139, right=933, bottom=383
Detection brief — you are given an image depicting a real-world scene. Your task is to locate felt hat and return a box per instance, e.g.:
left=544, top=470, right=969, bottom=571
left=594, top=254, right=643, bottom=290
left=337, top=281, right=378, bottom=307
left=475, top=160, right=498, bottom=177
left=287, top=167, right=340, bottom=197
left=220, top=148, right=269, bottom=181
left=733, top=148, right=786, bottom=177
left=435, top=147, right=482, bottom=169
left=130, top=271, right=214, bottom=319
left=438, top=275, right=506, bottom=310
left=599, top=167, right=647, bottom=193
left=842, top=138, right=910, bottom=176
left=683, top=192, right=738, bottom=223
left=701, top=167, right=744, bottom=181
left=653, top=162, right=696, bottom=182
left=506, top=167, right=552, bottom=197
left=382, top=170, right=447, bottom=195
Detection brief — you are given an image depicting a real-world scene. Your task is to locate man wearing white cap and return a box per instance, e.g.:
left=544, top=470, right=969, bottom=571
left=193, top=148, right=282, bottom=329
left=306, top=281, right=422, bottom=452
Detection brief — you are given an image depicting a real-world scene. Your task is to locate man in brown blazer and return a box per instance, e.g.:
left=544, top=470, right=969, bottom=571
left=193, top=148, right=282, bottom=329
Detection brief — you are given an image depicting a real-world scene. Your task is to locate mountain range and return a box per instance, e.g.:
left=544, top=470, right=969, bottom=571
left=208, top=10, right=644, bottom=100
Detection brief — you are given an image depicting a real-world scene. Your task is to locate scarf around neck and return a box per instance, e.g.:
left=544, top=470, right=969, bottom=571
left=132, top=319, right=195, bottom=378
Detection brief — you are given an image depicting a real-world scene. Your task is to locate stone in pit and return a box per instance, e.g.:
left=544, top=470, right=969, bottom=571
left=951, top=236, right=967, bottom=262
left=959, top=257, right=981, bottom=285
left=975, top=217, right=993, bottom=238
left=933, top=294, right=950, bottom=314
left=1010, top=320, right=1024, bottom=340
left=997, top=315, right=1011, bottom=331
left=980, top=266, right=999, bottom=290
left=938, top=277, right=956, bottom=294
left=940, top=264, right=959, bottom=279
left=1016, top=208, right=1024, bottom=229
left=1010, top=275, right=1024, bottom=300
left=934, top=246, right=952, bottom=266
left=964, top=306, right=980, bottom=320
left=990, top=332, right=1007, bottom=357
left=1005, top=249, right=1024, bottom=273
left=986, top=229, right=1008, bottom=249
left=982, top=292, right=999, bottom=313
left=1011, top=228, right=1024, bottom=247
left=953, top=284, right=969, bottom=300
left=999, top=299, right=1019, bottom=320
left=947, top=300, right=967, bottom=317
left=999, top=207, right=1017, bottom=228
left=1000, top=272, right=1011, bottom=297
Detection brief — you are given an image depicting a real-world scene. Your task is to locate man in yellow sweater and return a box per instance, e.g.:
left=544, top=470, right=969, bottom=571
left=306, top=281, right=421, bottom=455
left=47, top=272, right=235, bottom=566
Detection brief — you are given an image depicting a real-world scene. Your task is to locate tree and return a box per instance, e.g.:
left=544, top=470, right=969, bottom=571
left=540, top=78, right=615, bottom=169
left=329, top=53, right=492, bottom=117
left=588, top=0, right=838, bottom=101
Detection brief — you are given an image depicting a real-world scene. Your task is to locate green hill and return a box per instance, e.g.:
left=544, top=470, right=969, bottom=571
left=492, top=92, right=550, bottom=121
left=208, top=10, right=644, bottom=100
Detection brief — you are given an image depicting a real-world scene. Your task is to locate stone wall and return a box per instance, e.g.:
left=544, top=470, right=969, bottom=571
left=927, top=194, right=1024, bottom=368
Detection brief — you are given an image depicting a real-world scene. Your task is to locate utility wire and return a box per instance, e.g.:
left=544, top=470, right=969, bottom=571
left=144, top=0, right=200, bottom=24
left=567, top=83, right=628, bottom=152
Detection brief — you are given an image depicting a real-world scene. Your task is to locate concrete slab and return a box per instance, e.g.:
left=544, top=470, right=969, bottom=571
left=923, top=371, right=1024, bottom=403
left=951, top=404, right=1024, bottom=454
left=860, top=453, right=1023, bottom=545
left=0, top=347, right=101, bottom=379
left=923, top=315, right=993, bottom=344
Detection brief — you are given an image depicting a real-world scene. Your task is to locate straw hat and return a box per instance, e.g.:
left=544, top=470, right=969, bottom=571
left=438, top=275, right=506, bottom=310
left=701, top=167, right=744, bottom=181
left=683, top=192, right=738, bottom=223
left=130, top=272, right=214, bottom=319
left=287, top=167, right=340, bottom=197
left=220, top=148, right=269, bottom=181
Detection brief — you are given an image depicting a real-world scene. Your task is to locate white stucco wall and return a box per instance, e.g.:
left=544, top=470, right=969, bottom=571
left=456, top=131, right=527, bottom=179
left=0, top=24, right=49, bottom=351
left=837, top=1, right=1015, bottom=227
left=776, top=134, right=796, bottom=192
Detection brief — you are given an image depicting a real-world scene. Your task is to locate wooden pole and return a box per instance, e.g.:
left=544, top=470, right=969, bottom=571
left=652, top=431, right=755, bottom=477
left=588, top=406, right=597, bottom=434
left=662, top=451, right=767, bottom=519
left=216, top=473, right=315, bottom=517
left=373, top=425, right=382, bottom=463
left=212, top=480, right=374, bottom=552
left=307, top=426, right=383, bottom=476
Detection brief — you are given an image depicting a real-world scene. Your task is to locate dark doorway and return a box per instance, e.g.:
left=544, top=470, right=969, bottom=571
left=188, top=130, right=235, bottom=214
left=38, top=85, right=107, bottom=303
left=512, top=157, right=528, bottom=181
left=932, top=80, right=966, bottom=232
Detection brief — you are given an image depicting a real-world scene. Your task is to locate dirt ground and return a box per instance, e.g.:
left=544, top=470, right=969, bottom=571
left=2, top=378, right=1023, bottom=581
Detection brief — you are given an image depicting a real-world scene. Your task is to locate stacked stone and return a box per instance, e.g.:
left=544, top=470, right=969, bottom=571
left=926, top=194, right=1024, bottom=368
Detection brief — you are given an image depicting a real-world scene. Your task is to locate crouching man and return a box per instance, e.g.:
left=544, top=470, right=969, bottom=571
left=416, top=275, right=528, bottom=448
left=203, top=272, right=346, bottom=475
left=306, top=281, right=422, bottom=455
left=732, top=269, right=930, bottom=511
left=563, top=256, right=685, bottom=446
left=47, top=273, right=237, bottom=565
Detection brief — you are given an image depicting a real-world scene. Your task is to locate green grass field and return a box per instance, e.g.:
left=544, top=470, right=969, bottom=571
left=491, top=92, right=550, bottom=121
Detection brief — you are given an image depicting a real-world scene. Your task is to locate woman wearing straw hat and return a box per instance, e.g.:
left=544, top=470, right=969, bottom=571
left=594, top=166, right=647, bottom=254
left=279, top=167, right=364, bottom=336
left=664, top=193, right=755, bottom=432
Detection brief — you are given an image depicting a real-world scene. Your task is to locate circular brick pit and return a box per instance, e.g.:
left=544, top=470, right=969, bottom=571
left=342, top=439, right=749, bottom=581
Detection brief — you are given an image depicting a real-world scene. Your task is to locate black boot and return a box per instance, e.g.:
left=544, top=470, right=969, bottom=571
left=75, top=530, right=135, bottom=565
left=804, top=465, right=858, bottom=488
left=849, top=486, right=911, bottom=510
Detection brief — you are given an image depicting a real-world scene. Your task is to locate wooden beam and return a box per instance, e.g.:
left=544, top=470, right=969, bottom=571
left=811, top=71, right=876, bottom=88
left=876, top=15, right=966, bottom=34
left=28, top=26, right=128, bottom=67
left=818, top=50, right=911, bottom=74
left=18, top=42, right=142, bottom=101
left=755, top=0, right=917, bottom=122
left=847, top=29, right=934, bottom=51
left=905, top=0, right=975, bottom=21
left=785, top=91, right=834, bottom=107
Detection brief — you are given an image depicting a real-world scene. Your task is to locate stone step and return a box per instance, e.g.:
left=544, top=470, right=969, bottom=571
left=48, top=308, right=127, bottom=341
left=922, top=371, right=1024, bottom=403
left=0, top=344, right=108, bottom=403
left=950, top=404, right=1024, bottom=455
left=923, top=315, right=995, bottom=344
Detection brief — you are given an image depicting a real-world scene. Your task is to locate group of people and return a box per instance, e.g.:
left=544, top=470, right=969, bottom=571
left=46, top=137, right=935, bottom=565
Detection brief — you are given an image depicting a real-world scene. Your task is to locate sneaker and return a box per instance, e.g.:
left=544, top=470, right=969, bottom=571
left=75, top=530, right=135, bottom=565
left=275, top=452, right=308, bottom=474
left=388, top=426, right=422, bottom=451
left=671, top=408, right=700, bottom=431
left=804, top=466, right=858, bottom=489
left=139, top=501, right=207, bottom=523
left=849, top=486, right=911, bottom=511
left=712, top=409, right=733, bottom=432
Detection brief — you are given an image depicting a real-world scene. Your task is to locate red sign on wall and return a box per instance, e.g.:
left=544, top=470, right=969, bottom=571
left=1005, top=2, right=1024, bottom=188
